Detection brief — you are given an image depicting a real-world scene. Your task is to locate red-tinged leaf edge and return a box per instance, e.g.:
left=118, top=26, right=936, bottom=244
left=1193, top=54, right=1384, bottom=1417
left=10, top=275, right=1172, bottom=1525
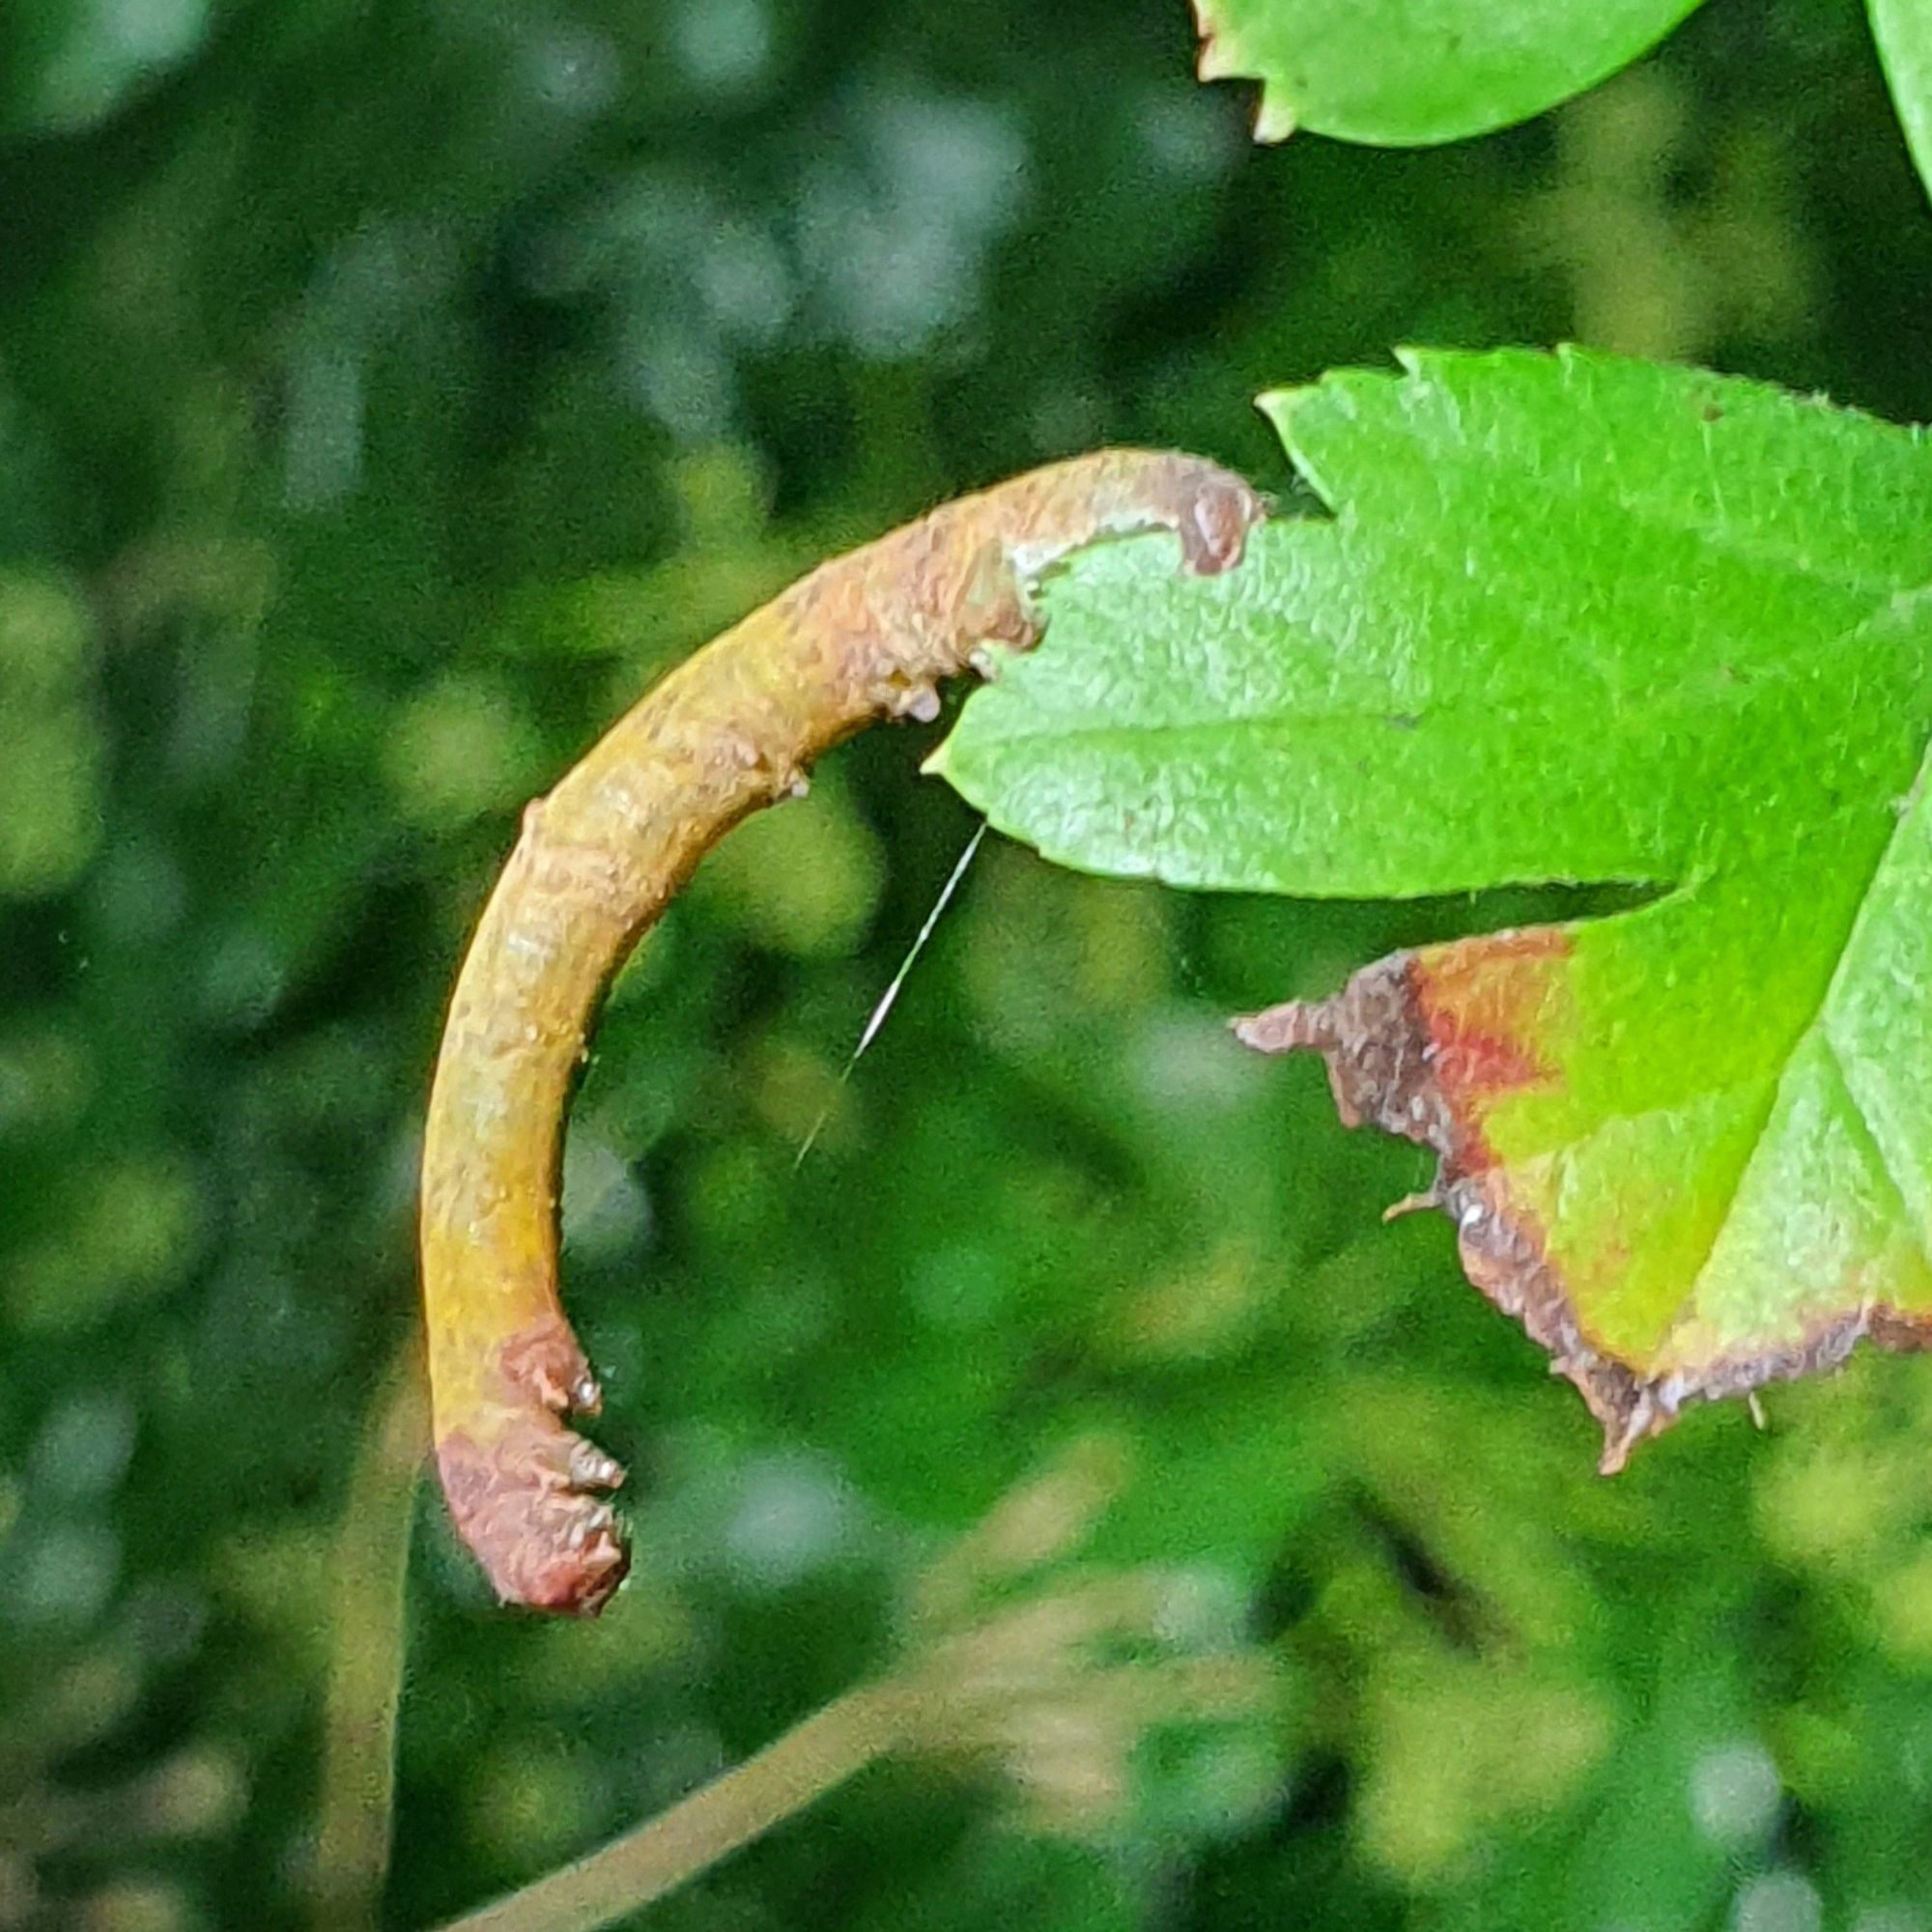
left=1236, top=945, right=1932, bottom=1471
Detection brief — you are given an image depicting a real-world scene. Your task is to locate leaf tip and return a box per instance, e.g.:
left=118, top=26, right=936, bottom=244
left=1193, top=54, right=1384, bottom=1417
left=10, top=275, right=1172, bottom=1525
left=1251, top=86, right=1299, bottom=144
left=1195, top=42, right=1237, bottom=85
left=1253, top=385, right=1319, bottom=465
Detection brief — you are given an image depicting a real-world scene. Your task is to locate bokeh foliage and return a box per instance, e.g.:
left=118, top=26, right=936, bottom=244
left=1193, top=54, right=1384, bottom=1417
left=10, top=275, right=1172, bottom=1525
left=4, top=3, right=1932, bottom=1931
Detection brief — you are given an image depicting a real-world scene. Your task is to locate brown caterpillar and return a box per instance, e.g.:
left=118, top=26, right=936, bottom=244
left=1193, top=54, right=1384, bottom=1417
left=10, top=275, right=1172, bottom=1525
left=420, top=450, right=1265, bottom=1614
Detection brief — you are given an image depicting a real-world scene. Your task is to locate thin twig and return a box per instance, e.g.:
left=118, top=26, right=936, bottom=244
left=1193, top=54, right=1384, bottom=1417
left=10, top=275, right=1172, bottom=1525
left=313, top=1343, right=428, bottom=1932
left=432, top=1682, right=912, bottom=1932
left=417, top=451, right=1264, bottom=1611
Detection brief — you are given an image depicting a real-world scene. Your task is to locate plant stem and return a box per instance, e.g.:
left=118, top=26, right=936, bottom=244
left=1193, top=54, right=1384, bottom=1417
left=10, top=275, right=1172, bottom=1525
left=431, top=1681, right=913, bottom=1932
left=313, top=1343, right=426, bottom=1932
left=417, top=449, right=1262, bottom=1614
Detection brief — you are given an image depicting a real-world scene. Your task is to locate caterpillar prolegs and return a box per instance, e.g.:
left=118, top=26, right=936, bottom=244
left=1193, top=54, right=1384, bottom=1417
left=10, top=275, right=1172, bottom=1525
left=419, top=450, right=1265, bottom=1614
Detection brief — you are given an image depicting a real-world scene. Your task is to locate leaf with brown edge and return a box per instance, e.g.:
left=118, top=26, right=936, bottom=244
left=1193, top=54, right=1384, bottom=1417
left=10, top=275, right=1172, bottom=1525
left=937, top=347, right=1932, bottom=1470
left=420, top=450, right=1265, bottom=1615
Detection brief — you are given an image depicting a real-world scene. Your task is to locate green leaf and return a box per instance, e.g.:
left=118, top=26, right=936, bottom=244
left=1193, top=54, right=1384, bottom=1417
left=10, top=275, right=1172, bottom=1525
left=1192, top=0, right=1708, bottom=145
left=934, top=347, right=1932, bottom=1466
left=1870, top=0, right=1932, bottom=203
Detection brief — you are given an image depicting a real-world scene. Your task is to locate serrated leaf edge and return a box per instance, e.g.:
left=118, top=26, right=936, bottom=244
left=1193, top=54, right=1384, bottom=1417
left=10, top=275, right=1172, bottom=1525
left=1191, top=0, right=1298, bottom=142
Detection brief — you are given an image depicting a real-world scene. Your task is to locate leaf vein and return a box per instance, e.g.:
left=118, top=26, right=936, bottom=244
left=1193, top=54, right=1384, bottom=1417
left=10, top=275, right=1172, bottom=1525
left=1819, top=1029, right=1932, bottom=1282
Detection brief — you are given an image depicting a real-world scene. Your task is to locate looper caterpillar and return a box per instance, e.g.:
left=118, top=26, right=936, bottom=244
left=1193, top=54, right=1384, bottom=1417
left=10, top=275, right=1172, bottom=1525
left=420, top=450, right=1265, bottom=1614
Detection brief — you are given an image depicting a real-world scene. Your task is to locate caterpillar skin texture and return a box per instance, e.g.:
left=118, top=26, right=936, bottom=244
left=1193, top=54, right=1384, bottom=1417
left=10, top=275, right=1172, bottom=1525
left=420, top=450, right=1265, bottom=1614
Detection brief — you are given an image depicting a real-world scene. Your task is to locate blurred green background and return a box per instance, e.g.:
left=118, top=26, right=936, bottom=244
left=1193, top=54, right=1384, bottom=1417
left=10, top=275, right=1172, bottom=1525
left=5, top=2, right=1932, bottom=1929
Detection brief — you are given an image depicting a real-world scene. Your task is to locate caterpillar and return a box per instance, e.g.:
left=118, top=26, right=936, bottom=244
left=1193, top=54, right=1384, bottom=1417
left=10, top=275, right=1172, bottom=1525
left=419, top=449, right=1265, bottom=1614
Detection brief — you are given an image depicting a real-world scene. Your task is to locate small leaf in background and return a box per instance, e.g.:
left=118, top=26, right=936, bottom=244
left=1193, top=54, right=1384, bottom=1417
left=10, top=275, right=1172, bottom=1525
left=1191, top=0, right=1707, bottom=145
left=1869, top=0, right=1932, bottom=203
left=938, top=346, right=1932, bottom=1466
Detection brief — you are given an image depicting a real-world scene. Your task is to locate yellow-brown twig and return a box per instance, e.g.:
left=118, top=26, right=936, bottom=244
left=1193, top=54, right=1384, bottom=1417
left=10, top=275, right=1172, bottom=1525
left=419, top=451, right=1264, bottom=1613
